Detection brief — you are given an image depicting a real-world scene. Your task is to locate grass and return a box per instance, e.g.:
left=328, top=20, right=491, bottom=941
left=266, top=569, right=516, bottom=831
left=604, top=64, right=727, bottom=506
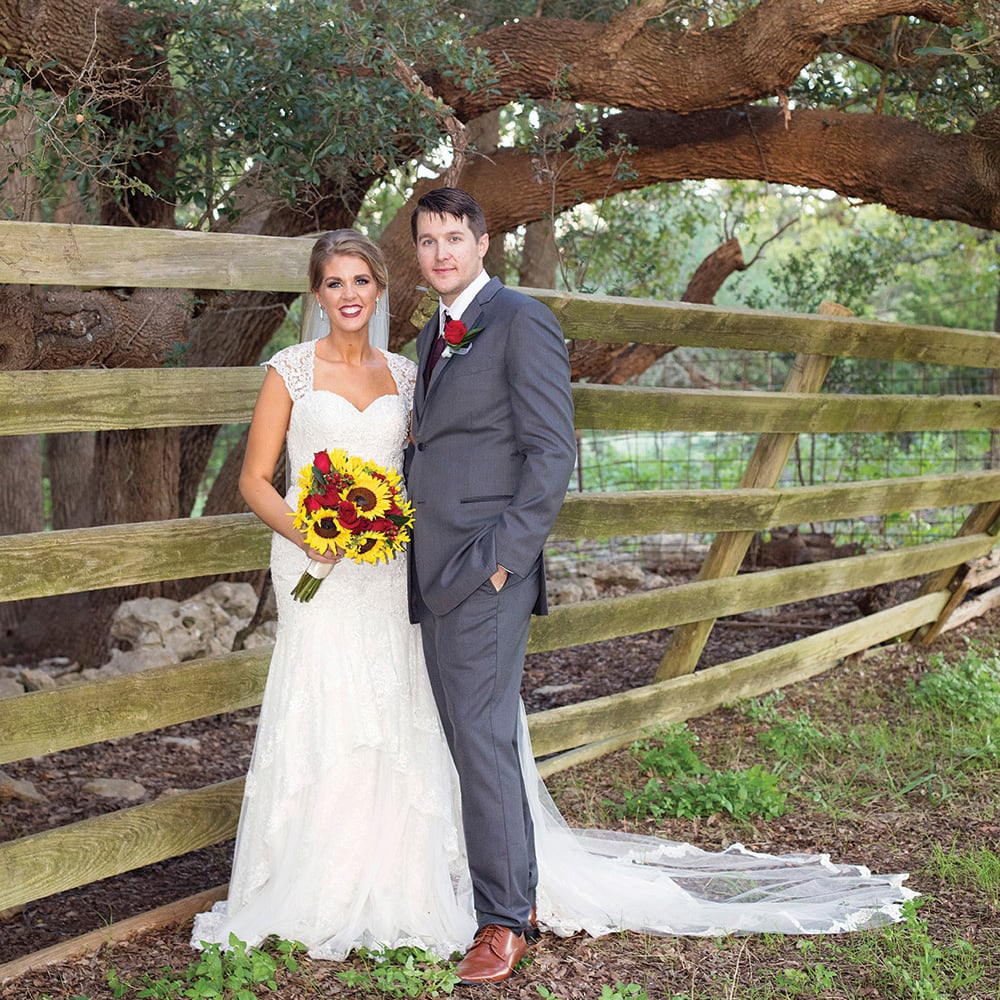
left=9, top=631, right=1000, bottom=1000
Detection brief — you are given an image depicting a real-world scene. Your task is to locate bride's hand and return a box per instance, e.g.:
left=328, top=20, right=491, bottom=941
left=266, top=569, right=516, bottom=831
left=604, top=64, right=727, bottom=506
left=303, top=542, right=341, bottom=564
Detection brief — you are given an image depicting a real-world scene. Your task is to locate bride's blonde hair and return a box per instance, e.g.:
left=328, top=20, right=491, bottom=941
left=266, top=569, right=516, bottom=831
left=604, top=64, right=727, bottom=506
left=309, top=230, right=388, bottom=292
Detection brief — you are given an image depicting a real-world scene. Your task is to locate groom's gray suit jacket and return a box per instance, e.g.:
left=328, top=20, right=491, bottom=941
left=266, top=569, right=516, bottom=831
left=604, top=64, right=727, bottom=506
left=407, top=277, right=576, bottom=621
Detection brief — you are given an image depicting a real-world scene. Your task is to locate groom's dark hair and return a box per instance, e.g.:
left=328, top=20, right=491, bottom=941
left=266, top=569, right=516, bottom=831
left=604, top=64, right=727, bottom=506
left=411, top=188, right=488, bottom=242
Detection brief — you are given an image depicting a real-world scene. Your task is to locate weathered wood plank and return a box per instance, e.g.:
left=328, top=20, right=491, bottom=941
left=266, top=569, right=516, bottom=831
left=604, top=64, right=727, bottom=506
left=0, top=885, right=229, bottom=983
left=527, top=592, right=947, bottom=757
left=908, top=500, right=1000, bottom=641
left=527, top=533, right=995, bottom=654
left=0, top=368, right=263, bottom=435
left=572, top=385, right=1000, bottom=433
left=549, top=471, right=1000, bottom=540
left=0, top=650, right=271, bottom=766
left=0, top=779, right=245, bottom=912
left=533, top=288, right=1000, bottom=369
left=5, top=475, right=1000, bottom=602
left=938, top=583, right=1000, bottom=634
left=7, top=370, right=1000, bottom=438
left=0, top=222, right=311, bottom=292
left=0, top=514, right=271, bottom=601
left=0, top=221, right=996, bottom=366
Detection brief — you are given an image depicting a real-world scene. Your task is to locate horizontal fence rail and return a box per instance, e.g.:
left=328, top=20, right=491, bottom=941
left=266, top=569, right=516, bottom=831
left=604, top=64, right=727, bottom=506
left=534, top=288, right=1000, bottom=369
left=7, top=368, right=1000, bottom=436
left=0, top=222, right=312, bottom=292
left=4, top=472, right=1000, bottom=600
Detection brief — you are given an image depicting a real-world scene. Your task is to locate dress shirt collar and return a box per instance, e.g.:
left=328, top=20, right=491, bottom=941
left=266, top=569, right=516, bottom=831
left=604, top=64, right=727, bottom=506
left=439, top=269, right=491, bottom=330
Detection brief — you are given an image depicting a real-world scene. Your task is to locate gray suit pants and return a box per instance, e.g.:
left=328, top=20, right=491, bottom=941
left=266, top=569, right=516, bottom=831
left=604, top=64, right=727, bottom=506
left=418, top=563, right=540, bottom=932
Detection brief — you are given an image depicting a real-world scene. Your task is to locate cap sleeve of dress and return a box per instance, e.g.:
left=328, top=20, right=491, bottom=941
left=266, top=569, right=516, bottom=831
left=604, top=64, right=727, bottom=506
left=262, top=341, right=314, bottom=402
left=384, top=351, right=417, bottom=411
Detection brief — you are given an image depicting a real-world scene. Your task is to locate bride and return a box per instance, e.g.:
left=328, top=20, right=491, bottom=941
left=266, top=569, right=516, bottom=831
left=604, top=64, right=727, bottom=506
left=192, top=229, right=913, bottom=967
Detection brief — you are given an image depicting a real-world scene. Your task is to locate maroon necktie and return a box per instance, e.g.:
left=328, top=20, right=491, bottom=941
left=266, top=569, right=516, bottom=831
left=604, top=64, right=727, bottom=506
left=423, top=313, right=449, bottom=390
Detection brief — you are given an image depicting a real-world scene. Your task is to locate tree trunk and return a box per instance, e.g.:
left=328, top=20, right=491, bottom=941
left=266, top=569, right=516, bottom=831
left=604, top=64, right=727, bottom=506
left=47, top=432, right=96, bottom=530
left=0, top=435, right=44, bottom=646
left=518, top=220, right=559, bottom=288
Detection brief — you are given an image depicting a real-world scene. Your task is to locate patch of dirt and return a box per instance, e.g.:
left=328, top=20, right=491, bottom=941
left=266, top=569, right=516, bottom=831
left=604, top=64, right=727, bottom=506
left=3, top=591, right=999, bottom=999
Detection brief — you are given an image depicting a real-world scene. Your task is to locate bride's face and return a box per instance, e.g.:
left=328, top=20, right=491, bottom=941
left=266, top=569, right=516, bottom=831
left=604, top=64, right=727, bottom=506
left=314, top=253, right=380, bottom=337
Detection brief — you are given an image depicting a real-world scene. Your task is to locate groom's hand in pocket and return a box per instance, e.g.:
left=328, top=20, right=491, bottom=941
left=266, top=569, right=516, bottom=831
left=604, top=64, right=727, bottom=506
left=490, top=565, right=509, bottom=592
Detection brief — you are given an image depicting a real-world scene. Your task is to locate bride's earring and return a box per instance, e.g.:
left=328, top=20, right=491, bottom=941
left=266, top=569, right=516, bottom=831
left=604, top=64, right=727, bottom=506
left=318, top=304, right=326, bottom=319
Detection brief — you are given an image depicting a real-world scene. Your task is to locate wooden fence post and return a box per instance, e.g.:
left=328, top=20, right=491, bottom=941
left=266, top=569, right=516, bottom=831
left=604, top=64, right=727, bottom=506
left=654, top=302, right=850, bottom=681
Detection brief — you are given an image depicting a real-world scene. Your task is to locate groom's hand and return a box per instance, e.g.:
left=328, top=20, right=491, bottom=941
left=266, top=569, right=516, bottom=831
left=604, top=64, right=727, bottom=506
left=490, top=565, right=509, bottom=592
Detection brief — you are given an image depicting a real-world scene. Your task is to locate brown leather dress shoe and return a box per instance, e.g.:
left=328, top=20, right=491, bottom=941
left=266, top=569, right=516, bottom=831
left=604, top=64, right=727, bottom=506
left=456, top=924, right=528, bottom=985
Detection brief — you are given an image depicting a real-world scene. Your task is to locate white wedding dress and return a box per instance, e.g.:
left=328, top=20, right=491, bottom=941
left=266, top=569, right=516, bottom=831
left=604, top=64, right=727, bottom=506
left=192, top=341, right=913, bottom=961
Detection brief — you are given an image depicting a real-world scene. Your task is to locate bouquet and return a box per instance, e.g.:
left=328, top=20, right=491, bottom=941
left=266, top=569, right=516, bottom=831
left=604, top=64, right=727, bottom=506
left=288, top=448, right=415, bottom=602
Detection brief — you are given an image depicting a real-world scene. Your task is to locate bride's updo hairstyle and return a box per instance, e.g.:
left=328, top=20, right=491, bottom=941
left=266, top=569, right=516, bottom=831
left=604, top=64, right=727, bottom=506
left=308, top=229, right=388, bottom=293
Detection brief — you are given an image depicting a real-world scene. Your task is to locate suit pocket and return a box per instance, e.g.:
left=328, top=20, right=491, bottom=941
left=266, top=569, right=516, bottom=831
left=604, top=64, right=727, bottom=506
left=460, top=495, right=514, bottom=504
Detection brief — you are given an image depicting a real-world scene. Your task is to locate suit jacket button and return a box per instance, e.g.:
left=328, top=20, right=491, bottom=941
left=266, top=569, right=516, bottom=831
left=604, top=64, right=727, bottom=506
left=417, top=442, right=426, bottom=451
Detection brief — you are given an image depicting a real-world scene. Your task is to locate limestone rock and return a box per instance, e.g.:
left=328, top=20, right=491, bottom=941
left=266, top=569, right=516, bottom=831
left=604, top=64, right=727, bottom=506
left=81, top=778, right=147, bottom=801
left=0, top=769, right=47, bottom=803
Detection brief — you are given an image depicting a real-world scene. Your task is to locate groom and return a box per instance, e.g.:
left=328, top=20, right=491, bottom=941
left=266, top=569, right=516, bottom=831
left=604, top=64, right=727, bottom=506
left=407, top=188, right=576, bottom=984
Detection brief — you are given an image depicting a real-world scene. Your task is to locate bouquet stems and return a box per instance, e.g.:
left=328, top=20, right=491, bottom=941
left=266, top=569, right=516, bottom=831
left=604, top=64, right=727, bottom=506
left=291, top=559, right=334, bottom=603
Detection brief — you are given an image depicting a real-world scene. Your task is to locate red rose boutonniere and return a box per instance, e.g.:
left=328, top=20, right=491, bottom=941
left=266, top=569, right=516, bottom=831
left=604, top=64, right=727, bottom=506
left=442, top=318, right=485, bottom=358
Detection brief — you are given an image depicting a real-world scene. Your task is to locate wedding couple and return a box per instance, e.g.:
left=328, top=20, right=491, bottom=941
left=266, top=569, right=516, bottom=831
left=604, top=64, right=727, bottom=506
left=192, top=188, right=913, bottom=985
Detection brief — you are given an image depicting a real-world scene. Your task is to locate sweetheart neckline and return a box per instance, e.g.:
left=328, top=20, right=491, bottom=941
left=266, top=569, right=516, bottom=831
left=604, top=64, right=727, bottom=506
left=307, top=389, right=399, bottom=414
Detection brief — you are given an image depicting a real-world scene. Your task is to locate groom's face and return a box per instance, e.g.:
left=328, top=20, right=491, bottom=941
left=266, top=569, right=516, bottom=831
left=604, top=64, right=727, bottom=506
left=415, top=211, right=489, bottom=307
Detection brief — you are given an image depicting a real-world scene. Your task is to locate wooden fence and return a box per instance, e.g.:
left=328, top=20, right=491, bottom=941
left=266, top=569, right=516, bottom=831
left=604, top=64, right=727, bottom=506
left=3, top=220, right=1000, bottom=964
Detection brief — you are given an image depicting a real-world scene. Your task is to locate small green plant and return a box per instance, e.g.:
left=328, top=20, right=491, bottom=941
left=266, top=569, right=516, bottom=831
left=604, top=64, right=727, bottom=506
left=740, top=693, right=840, bottom=763
left=335, top=945, right=460, bottom=997
left=910, top=644, right=1000, bottom=722
left=599, top=984, right=648, bottom=1000
left=610, top=725, right=788, bottom=821
left=107, top=935, right=302, bottom=999
left=773, top=960, right=837, bottom=992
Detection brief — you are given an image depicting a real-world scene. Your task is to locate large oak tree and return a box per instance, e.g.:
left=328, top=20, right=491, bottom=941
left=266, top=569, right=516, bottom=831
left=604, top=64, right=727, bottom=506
left=1, top=0, right=997, bottom=661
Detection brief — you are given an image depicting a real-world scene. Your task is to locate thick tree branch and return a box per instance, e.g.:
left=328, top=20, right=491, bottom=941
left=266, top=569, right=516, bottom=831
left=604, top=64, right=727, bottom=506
left=602, top=0, right=674, bottom=55
left=428, top=0, right=966, bottom=117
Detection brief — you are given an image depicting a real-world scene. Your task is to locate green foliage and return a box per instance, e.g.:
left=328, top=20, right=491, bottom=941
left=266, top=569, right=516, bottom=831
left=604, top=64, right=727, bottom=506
left=740, top=693, right=842, bottom=764
left=610, top=724, right=788, bottom=822
left=107, top=935, right=303, bottom=999
left=744, top=234, right=902, bottom=317
left=0, top=0, right=492, bottom=225
left=910, top=643, right=1000, bottom=723
left=550, top=179, right=717, bottom=297
left=335, top=945, right=460, bottom=997
left=122, top=0, right=490, bottom=223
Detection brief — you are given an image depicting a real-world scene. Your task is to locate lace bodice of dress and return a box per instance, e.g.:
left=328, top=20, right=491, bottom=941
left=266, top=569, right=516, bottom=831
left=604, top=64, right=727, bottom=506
left=264, top=341, right=416, bottom=481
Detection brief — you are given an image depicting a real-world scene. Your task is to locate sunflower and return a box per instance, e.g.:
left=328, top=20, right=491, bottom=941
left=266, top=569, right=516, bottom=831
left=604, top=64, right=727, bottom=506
left=304, top=508, right=347, bottom=554
left=345, top=529, right=394, bottom=564
left=343, top=469, right=393, bottom=518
